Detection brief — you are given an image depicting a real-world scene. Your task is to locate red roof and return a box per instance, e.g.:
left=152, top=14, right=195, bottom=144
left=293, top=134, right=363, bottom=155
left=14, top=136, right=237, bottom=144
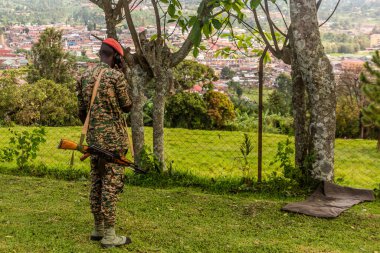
left=192, top=85, right=202, bottom=92
left=0, top=49, right=12, bottom=54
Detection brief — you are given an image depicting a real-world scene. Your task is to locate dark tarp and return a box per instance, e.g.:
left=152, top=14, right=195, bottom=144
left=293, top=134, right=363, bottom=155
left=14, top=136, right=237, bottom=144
left=281, top=182, right=375, bottom=218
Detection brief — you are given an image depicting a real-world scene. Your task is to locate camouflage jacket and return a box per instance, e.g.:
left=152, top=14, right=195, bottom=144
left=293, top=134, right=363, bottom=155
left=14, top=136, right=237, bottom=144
left=76, top=62, right=132, bottom=152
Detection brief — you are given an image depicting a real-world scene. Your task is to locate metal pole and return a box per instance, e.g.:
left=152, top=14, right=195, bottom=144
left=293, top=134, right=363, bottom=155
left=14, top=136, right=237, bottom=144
left=258, top=46, right=269, bottom=183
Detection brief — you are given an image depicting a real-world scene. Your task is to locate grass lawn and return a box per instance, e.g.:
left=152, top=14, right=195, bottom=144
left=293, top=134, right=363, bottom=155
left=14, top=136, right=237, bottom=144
left=0, top=126, right=379, bottom=189
left=241, top=87, right=273, bottom=103
left=0, top=174, right=379, bottom=253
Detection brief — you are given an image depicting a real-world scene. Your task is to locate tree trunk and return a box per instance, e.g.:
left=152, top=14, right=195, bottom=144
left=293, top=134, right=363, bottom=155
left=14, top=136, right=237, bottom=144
left=359, top=111, right=365, bottom=139
left=128, top=65, right=148, bottom=164
left=105, top=14, right=117, bottom=39
left=152, top=74, right=167, bottom=169
left=290, top=0, right=337, bottom=182
left=290, top=60, right=309, bottom=172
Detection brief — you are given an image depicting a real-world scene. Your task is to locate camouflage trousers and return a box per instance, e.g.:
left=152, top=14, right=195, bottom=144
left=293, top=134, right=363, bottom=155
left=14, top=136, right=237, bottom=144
left=90, top=155, right=125, bottom=228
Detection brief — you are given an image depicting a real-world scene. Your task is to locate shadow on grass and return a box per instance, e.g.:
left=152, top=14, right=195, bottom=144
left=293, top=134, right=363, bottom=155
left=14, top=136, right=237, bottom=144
left=0, top=163, right=310, bottom=198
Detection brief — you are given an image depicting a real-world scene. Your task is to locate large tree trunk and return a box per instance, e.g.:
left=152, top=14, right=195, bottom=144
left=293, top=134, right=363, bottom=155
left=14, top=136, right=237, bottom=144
left=152, top=73, right=168, bottom=168
left=290, top=0, right=336, bottom=182
left=290, top=60, right=309, bottom=172
left=128, top=65, right=148, bottom=164
left=140, top=38, right=172, bottom=170
left=105, top=16, right=117, bottom=39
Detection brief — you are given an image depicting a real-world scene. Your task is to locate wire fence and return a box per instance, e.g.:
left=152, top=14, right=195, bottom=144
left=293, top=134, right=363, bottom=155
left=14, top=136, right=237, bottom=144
left=0, top=126, right=379, bottom=189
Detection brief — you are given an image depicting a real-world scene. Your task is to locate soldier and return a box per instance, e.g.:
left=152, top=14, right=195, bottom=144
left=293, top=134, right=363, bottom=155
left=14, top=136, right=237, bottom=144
left=76, top=38, right=132, bottom=248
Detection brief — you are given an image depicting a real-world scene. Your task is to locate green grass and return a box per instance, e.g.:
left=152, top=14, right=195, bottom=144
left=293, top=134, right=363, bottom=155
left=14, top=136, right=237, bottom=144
left=0, top=174, right=379, bottom=253
left=0, top=126, right=379, bottom=189
left=240, top=87, right=273, bottom=102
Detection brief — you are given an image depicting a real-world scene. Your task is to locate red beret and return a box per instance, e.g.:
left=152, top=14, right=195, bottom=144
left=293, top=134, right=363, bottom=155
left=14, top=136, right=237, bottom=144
left=102, top=38, right=124, bottom=56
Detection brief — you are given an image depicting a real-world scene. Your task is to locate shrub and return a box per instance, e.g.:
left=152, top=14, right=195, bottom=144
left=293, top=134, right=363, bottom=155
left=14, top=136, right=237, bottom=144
left=264, top=114, right=294, bottom=135
left=0, top=127, right=47, bottom=169
left=335, top=98, right=361, bottom=138
left=165, top=92, right=211, bottom=129
left=204, top=91, right=235, bottom=128
left=270, top=138, right=300, bottom=181
left=0, top=78, right=80, bottom=126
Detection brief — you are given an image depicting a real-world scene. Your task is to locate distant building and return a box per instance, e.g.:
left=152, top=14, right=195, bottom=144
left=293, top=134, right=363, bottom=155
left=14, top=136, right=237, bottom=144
left=0, top=34, right=5, bottom=48
left=341, top=59, right=365, bottom=71
left=370, top=34, right=380, bottom=48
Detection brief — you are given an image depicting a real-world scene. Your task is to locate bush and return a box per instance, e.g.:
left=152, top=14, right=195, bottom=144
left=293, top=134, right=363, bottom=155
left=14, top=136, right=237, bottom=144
left=264, top=114, right=294, bottom=135
left=0, top=75, right=80, bottom=126
left=0, top=127, right=47, bottom=169
left=267, top=90, right=291, bottom=116
left=270, top=138, right=300, bottom=181
left=225, top=112, right=258, bottom=131
left=204, top=91, right=236, bottom=128
left=335, top=99, right=360, bottom=138
left=165, top=92, right=211, bottom=129
left=231, top=96, right=258, bottom=116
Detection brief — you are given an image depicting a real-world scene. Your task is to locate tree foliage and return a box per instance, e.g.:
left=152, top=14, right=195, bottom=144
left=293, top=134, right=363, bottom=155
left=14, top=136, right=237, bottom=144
left=15, top=79, right=79, bottom=126
left=204, top=91, right=235, bottom=128
left=220, top=66, right=236, bottom=80
left=267, top=73, right=292, bottom=116
left=173, top=60, right=218, bottom=91
left=0, top=70, right=79, bottom=126
left=0, top=70, right=24, bottom=125
left=165, top=92, right=210, bottom=129
left=28, top=28, right=75, bottom=84
left=335, top=98, right=361, bottom=138
left=360, top=50, right=380, bottom=150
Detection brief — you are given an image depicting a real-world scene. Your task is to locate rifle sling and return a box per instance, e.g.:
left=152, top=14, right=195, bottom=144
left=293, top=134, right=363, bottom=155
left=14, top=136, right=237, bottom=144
left=70, top=68, right=106, bottom=168
left=79, top=68, right=106, bottom=146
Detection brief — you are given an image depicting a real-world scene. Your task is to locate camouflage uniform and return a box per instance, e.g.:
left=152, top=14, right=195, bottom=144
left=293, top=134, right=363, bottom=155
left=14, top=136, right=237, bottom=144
left=77, top=62, right=132, bottom=228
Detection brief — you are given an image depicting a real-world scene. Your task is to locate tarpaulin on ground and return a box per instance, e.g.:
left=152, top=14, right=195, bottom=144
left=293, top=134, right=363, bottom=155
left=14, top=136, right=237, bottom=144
left=281, top=181, right=375, bottom=218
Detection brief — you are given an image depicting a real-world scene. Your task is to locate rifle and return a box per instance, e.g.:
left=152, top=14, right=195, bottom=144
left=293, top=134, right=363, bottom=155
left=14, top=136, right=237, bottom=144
left=58, top=139, right=146, bottom=174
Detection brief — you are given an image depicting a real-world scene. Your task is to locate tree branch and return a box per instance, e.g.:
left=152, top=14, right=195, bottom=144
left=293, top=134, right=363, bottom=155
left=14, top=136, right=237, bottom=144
left=317, top=0, right=323, bottom=10
left=274, top=2, right=289, bottom=30
left=227, top=12, right=264, bottom=43
left=252, top=8, right=278, bottom=58
left=122, top=0, right=143, bottom=55
left=170, top=0, right=214, bottom=67
left=131, top=0, right=144, bottom=12
left=319, top=0, right=341, bottom=27
left=152, top=0, right=162, bottom=39
left=262, top=1, right=280, bottom=51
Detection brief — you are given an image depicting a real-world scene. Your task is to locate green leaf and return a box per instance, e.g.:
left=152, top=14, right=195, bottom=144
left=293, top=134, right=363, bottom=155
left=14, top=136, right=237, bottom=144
left=232, top=2, right=243, bottom=15
left=263, top=51, right=271, bottom=65
left=193, top=47, right=199, bottom=58
left=190, top=20, right=202, bottom=47
left=150, top=34, right=158, bottom=41
left=211, top=19, right=222, bottom=30
left=202, top=21, right=211, bottom=38
left=168, top=4, right=176, bottom=17
left=188, top=16, right=198, bottom=27
left=250, top=0, right=262, bottom=9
